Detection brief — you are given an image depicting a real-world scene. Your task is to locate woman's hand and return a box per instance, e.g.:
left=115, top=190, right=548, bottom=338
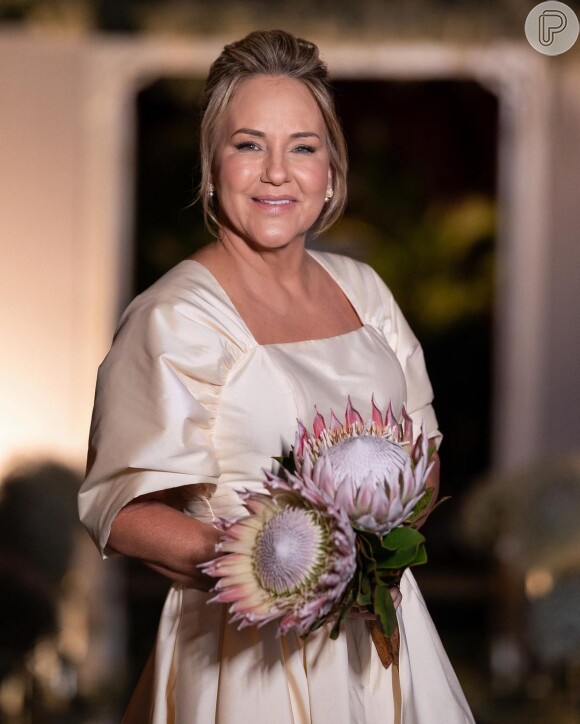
left=107, top=490, right=222, bottom=591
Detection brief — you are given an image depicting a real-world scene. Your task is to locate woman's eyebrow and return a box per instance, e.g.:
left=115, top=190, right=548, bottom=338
left=290, top=132, right=321, bottom=140
left=231, top=128, right=321, bottom=140
left=231, top=128, right=265, bottom=138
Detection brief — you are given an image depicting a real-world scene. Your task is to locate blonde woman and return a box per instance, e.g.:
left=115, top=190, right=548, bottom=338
left=79, top=29, right=474, bottom=724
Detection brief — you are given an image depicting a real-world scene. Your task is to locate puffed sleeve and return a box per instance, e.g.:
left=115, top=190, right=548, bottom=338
left=78, top=287, right=240, bottom=557
left=368, top=268, right=442, bottom=447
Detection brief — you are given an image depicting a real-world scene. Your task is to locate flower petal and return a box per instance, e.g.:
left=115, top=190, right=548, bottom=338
left=388, top=497, right=404, bottom=523
left=312, top=457, right=336, bottom=500
left=401, top=405, right=413, bottom=443
left=345, top=396, right=363, bottom=428
left=313, top=406, right=327, bottom=438
left=294, top=419, right=308, bottom=460
left=400, top=464, right=417, bottom=502
left=329, top=409, right=342, bottom=432
left=385, top=401, right=398, bottom=430
left=369, top=485, right=391, bottom=520
left=203, top=552, right=248, bottom=574
left=371, top=395, right=383, bottom=430
left=355, top=477, right=374, bottom=514
left=334, top=478, right=357, bottom=513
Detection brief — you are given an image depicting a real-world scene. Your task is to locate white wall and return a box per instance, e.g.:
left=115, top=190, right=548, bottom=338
left=0, top=34, right=91, bottom=475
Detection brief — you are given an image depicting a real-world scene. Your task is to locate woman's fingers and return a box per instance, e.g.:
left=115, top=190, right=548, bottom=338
left=390, top=584, right=402, bottom=610
left=348, top=605, right=376, bottom=620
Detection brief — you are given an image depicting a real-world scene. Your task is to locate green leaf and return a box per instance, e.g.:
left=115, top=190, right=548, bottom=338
left=357, top=590, right=372, bottom=608
left=428, top=495, right=452, bottom=515
left=329, top=603, right=350, bottom=640
left=374, top=583, right=398, bottom=637
left=374, top=570, right=401, bottom=587
left=356, top=572, right=373, bottom=607
left=405, top=487, right=434, bottom=523
left=356, top=532, right=377, bottom=559
left=376, top=543, right=424, bottom=569
left=272, top=451, right=296, bottom=474
left=307, top=617, right=328, bottom=634
left=381, top=526, right=425, bottom=551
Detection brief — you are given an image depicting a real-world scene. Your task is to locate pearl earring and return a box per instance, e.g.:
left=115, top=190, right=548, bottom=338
left=325, top=187, right=334, bottom=202
left=208, top=183, right=214, bottom=198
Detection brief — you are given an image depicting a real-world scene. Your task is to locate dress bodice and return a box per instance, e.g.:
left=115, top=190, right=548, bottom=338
left=79, top=251, right=439, bottom=555
left=78, top=251, right=476, bottom=724
left=190, top=323, right=408, bottom=522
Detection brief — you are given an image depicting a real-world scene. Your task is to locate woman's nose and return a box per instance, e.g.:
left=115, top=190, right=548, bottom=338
left=260, top=150, right=290, bottom=185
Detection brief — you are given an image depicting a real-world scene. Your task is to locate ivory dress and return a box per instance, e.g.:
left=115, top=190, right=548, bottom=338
left=79, top=251, right=475, bottom=724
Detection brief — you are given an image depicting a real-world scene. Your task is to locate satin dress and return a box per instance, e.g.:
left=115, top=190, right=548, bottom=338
left=79, top=251, right=475, bottom=723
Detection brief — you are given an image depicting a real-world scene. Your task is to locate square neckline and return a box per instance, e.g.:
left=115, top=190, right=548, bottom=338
left=180, top=250, right=367, bottom=348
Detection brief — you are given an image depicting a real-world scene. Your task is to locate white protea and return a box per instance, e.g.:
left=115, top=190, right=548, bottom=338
left=287, top=397, right=435, bottom=535
left=201, top=397, right=435, bottom=641
left=201, top=486, right=357, bottom=637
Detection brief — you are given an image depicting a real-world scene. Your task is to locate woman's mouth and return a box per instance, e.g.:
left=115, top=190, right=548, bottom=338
left=252, top=195, right=297, bottom=210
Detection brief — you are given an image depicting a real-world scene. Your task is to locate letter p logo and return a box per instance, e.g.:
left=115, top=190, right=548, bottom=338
left=539, top=10, right=567, bottom=45
left=526, top=2, right=579, bottom=55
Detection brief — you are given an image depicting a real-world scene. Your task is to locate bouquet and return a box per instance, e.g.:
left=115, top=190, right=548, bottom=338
left=201, top=397, right=439, bottom=668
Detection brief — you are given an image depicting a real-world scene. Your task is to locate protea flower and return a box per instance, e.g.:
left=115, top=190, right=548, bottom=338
left=202, top=397, right=436, bottom=647
left=286, top=397, right=435, bottom=535
left=201, top=484, right=357, bottom=637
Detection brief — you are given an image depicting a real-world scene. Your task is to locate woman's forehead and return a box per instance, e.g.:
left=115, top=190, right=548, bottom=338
left=222, top=75, right=325, bottom=133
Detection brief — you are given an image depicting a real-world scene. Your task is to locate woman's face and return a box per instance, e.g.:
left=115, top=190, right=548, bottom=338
left=213, top=74, right=332, bottom=251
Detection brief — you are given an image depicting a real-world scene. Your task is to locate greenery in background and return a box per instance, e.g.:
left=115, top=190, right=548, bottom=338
left=363, top=195, right=494, bottom=335
left=326, top=192, right=495, bottom=339
left=326, top=80, right=496, bottom=340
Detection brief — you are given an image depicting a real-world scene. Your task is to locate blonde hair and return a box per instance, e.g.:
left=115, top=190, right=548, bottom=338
left=198, top=29, right=348, bottom=237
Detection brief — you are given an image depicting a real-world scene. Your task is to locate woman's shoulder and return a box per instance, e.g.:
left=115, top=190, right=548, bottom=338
left=112, top=260, right=255, bottom=362
left=307, top=249, right=396, bottom=322
left=125, top=259, right=231, bottom=316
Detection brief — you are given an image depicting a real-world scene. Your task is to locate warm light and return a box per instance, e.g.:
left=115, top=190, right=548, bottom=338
left=0, top=675, right=25, bottom=716
left=525, top=567, right=554, bottom=599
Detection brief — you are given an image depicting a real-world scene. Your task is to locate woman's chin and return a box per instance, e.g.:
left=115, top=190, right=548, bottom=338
left=223, top=223, right=311, bottom=253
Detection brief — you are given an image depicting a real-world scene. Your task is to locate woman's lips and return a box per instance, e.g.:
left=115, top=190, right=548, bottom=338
left=251, top=195, right=297, bottom=212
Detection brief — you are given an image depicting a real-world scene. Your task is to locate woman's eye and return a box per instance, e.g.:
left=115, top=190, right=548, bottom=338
left=293, top=145, right=316, bottom=154
left=234, top=141, right=261, bottom=151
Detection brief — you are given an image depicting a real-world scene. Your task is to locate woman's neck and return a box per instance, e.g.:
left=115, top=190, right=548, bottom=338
left=195, top=233, right=314, bottom=296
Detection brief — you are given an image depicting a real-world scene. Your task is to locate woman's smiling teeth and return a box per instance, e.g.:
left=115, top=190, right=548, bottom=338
left=252, top=196, right=296, bottom=209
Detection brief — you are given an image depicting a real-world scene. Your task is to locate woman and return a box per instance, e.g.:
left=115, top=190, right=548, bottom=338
left=79, top=29, right=474, bottom=723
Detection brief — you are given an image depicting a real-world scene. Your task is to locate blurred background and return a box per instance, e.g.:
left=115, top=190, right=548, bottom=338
left=1, top=1, right=580, bottom=721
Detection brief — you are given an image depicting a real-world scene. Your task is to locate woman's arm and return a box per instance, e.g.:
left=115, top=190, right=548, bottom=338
left=107, top=491, right=222, bottom=590
left=106, top=449, right=439, bottom=592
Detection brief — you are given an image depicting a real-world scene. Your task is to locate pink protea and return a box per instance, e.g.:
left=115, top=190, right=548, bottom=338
left=288, top=397, right=435, bottom=535
left=200, top=482, right=357, bottom=637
